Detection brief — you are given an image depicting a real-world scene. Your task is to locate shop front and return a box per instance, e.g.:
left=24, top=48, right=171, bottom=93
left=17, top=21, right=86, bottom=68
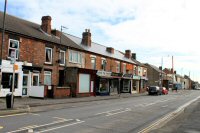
left=96, top=71, right=112, bottom=96
left=110, top=72, right=123, bottom=95
left=132, top=75, right=140, bottom=93
left=140, top=76, right=148, bottom=93
left=121, top=74, right=133, bottom=93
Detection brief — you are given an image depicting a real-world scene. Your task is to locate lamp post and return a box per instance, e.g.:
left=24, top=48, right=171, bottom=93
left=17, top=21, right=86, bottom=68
left=0, top=0, right=7, bottom=90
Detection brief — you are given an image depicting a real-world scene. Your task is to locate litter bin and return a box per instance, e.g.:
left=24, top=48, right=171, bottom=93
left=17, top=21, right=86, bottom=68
left=6, top=93, right=14, bottom=108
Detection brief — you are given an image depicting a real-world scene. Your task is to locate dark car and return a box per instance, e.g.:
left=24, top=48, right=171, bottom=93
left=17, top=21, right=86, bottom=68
left=148, top=86, right=162, bottom=95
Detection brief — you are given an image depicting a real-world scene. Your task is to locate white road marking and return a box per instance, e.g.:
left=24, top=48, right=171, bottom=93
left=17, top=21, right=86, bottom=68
left=19, top=125, right=38, bottom=130
left=53, top=117, right=68, bottom=121
left=138, top=95, right=200, bottom=133
left=95, top=108, right=123, bottom=115
left=162, top=105, right=168, bottom=108
left=38, top=121, right=85, bottom=133
left=29, top=113, right=40, bottom=116
left=106, top=108, right=131, bottom=116
left=7, top=119, right=73, bottom=133
left=0, top=113, right=27, bottom=118
left=0, top=126, right=3, bottom=129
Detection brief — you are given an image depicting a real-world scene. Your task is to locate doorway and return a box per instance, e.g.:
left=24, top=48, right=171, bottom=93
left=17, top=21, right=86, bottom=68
left=22, top=74, right=29, bottom=96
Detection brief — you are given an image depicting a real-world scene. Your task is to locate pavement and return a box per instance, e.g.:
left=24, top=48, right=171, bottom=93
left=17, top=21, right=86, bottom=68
left=0, top=92, right=147, bottom=115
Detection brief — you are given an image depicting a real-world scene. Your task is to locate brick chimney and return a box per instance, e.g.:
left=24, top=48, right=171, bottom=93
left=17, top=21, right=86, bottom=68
left=41, top=16, right=52, bottom=34
left=51, top=29, right=61, bottom=37
left=132, top=53, right=136, bottom=60
left=125, top=50, right=131, bottom=58
left=81, top=29, right=91, bottom=47
left=106, top=47, right=114, bottom=54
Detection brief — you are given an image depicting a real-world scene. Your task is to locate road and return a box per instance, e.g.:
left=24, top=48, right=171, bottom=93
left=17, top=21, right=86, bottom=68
left=0, top=90, right=200, bottom=133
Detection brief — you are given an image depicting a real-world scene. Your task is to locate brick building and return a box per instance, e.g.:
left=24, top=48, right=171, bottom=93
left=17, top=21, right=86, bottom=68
left=0, top=11, right=146, bottom=98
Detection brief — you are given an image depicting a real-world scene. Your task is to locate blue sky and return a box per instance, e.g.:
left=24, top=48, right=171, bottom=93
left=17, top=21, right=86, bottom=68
left=1, top=0, right=200, bottom=82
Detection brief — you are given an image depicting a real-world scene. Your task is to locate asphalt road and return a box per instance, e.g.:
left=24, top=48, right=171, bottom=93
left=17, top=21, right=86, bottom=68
left=0, top=90, right=200, bottom=133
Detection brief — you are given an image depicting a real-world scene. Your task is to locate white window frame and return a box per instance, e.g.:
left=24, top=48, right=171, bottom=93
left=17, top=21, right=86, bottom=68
left=32, top=73, right=39, bottom=86
left=44, top=71, right=52, bottom=85
left=45, top=47, right=53, bottom=64
left=8, top=39, right=19, bottom=59
left=59, top=50, right=65, bottom=66
left=69, top=50, right=82, bottom=64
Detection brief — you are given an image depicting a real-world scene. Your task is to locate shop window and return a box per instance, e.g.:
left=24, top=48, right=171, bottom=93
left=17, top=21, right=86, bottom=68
left=79, top=74, right=90, bottom=93
left=44, top=71, right=52, bottom=85
left=32, top=73, right=39, bottom=86
left=69, top=50, right=82, bottom=64
left=8, top=39, right=19, bottom=59
left=45, top=47, right=52, bottom=64
left=59, top=50, right=65, bottom=65
left=91, top=57, right=96, bottom=69
left=99, top=79, right=109, bottom=92
left=1, top=73, right=18, bottom=88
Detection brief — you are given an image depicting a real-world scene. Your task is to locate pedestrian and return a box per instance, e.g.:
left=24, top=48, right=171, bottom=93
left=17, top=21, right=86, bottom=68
left=175, top=86, right=178, bottom=92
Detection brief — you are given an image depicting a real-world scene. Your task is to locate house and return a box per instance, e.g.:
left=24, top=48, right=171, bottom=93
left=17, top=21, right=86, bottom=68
left=131, top=54, right=148, bottom=93
left=0, top=12, right=145, bottom=98
left=145, top=63, right=166, bottom=87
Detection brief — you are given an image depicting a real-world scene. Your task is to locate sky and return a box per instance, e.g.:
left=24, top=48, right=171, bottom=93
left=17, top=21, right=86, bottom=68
left=0, top=0, right=200, bottom=82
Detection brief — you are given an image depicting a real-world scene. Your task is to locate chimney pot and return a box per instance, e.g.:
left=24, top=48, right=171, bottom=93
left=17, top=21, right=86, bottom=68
left=106, top=47, right=114, bottom=54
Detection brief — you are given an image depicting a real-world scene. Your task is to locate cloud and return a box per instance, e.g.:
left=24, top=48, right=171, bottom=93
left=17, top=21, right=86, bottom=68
left=1, top=0, right=200, bottom=81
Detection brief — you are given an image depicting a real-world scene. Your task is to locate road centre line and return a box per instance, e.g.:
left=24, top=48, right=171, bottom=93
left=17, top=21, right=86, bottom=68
left=38, top=120, right=85, bottom=133
left=7, top=119, right=73, bottom=133
left=0, top=113, right=27, bottom=118
left=0, top=126, right=3, bottom=129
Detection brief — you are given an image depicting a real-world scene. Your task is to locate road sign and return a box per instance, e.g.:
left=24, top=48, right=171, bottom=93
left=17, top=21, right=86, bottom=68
left=10, top=50, right=16, bottom=64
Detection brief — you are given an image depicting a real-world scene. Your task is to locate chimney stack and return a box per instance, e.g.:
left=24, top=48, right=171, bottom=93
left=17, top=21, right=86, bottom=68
left=106, top=47, right=114, bottom=54
left=51, top=29, right=61, bottom=37
left=132, top=53, right=136, bottom=60
left=81, top=29, right=91, bottom=47
left=125, top=50, right=131, bottom=58
left=41, top=16, right=52, bottom=34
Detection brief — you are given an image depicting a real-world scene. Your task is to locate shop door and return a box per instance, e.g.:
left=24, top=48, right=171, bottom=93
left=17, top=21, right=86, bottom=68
left=22, top=74, right=29, bottom=96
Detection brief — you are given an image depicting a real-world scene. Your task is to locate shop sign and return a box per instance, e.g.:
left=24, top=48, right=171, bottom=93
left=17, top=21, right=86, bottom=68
left=141, top=76, right=148, bottom=80
left=123, top=74, right=133, bottom=78
left=111, top=72, right=123, bottom=77
left=97, top=70, right=111, bottom=77
left=132, top=75, right=140, bottom=80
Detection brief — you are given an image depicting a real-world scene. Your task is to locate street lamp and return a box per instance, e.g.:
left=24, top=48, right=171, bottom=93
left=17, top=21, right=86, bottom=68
left=0, top=0, right=7, bottom=90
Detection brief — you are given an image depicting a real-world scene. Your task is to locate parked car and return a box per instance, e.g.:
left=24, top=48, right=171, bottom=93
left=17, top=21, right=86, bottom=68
left=148, top=86, right=162, bottom=95
left=161, top=87, right=168, bottom=95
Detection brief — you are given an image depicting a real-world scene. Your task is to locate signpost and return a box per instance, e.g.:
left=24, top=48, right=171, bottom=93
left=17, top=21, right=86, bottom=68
left=10, top=50, right=16, bottom=108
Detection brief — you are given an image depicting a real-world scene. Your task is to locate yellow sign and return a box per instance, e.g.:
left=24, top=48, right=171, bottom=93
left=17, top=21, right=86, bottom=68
left=14, top=64, right=18, bottom=70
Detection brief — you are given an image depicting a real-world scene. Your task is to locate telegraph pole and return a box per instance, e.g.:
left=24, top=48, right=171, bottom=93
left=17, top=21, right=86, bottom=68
left=0, top=0, right=7, bottom=90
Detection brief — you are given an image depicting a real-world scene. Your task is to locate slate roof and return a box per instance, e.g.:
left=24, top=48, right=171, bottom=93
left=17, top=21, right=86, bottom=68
left=145, top=63, right=165, bottom=73
left=65, top=34, right=136, bottom=64
left=0, top=11, right=83, bottom=50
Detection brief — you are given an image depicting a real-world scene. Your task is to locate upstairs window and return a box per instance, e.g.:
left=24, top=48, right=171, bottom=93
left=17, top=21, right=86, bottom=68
left=91, top=57, right=96, bottom=69
left=69, top=50, right=82, bottom=64
left=45, top=47, right=52, bottom=64
left=8, top=39, right=19, bottom=59
left=59, top=50, right=65, bottom=65
left=116, top=62, right=120, bottom=73
left=123, top=64, right=126, bottom=74
left=101, top=59, right=107, bottom=71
